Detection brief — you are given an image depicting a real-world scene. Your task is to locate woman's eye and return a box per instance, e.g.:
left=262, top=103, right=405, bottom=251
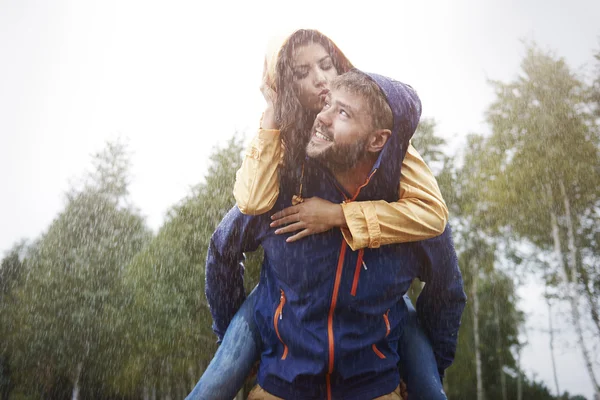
left=293, top=69, right=309, bottom=80
left=320, top=60, right=333, bottom=71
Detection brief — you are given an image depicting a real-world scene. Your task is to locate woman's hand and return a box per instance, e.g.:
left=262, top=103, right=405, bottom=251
left=270, top=197, right=347, bottom=242
left=260, top=59, right=278, bottom=130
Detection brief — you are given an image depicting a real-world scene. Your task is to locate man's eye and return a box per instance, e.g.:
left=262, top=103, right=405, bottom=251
left=323, top=102, right=331, bottom=109
left=340, top=109, right=349, bottom=117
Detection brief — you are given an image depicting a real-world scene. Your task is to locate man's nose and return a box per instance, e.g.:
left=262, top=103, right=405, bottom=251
left=316, top=108, right=332, bottom=126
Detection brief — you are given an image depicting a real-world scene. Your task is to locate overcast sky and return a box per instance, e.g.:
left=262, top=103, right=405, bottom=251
left=1, top=0, right=599, bottom=397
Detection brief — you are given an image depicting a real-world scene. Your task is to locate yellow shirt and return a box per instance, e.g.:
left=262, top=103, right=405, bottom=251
left=234, top=129, right=448, bottom=251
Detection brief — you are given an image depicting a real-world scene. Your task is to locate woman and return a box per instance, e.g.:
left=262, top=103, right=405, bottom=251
left=188, top=29, right=449, bottom=400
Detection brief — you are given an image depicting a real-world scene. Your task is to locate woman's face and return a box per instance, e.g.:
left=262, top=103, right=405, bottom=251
left=290, top=42, right=339, bottom=112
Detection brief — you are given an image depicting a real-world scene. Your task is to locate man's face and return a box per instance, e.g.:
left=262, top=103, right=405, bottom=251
left=306, top=88, right=374, bottom=171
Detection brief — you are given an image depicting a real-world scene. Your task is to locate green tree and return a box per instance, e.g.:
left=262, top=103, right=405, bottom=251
left=481, top=43, right=600, bottom=397
left=410, top=122, right=536, bottom=399
left=412, top=118, right=448, bottom=166
left=120, top=135, right=262, bottom=398
left=412, top=117, right=459, bottom=212
left=0, top=242, right=27, bottom=400
left=590, top=43, right=600, bottom=119
left=8, top=140, right=151, bottom=399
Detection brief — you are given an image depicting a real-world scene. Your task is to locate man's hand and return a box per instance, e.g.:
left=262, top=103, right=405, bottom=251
left=270, top=197, right=347, bottom=242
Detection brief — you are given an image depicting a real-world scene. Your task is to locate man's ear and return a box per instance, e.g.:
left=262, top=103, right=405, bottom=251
left=367, top=129, right=392, bottom=153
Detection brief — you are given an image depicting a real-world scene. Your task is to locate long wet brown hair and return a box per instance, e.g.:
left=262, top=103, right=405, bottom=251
left=273, top=30, right=353, bottom=179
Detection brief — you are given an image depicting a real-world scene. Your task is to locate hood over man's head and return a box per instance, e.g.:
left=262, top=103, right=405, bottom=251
left=307, top=69, right=421, bottom=188
left=306, top=69, right=394, bottom=172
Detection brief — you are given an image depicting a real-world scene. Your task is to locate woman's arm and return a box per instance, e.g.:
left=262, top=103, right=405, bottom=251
left=233, top=127, right=281, bottom=215
left=340, top=144, right=448, bottom=250
left=271, top=144, right=448, bottom=251
left=233, top=82, right=283, bottom=215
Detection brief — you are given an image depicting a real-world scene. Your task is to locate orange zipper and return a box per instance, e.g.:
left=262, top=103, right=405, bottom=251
left=351, top=249, right=365, bottom=296
left=372, top=344, right=386, bottom=359
left=348, top=169, right=377, bottom=201
left=383, top=309, right=391, bottom=337
left=273, top=289, right=288, bottom=360
left=326, top=168, right=377, bottom=399
left=326, top=240, right=348, bottom=400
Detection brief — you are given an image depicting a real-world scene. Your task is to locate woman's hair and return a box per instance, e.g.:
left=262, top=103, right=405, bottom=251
left=273, top=29, right=353, bottom=177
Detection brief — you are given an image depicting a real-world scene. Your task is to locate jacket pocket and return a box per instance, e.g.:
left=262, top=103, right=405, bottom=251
left=273, top=289, right=288, bottom=360
left=350, top=249, right=366, bottom=296
left=372, top=310, right=391, bottom=360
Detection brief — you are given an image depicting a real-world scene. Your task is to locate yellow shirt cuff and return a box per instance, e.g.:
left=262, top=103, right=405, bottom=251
left=341, top=202, right=369, bottom=251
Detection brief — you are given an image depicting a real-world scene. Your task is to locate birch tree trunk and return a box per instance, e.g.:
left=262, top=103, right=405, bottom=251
left=471, top=259, right=484, bottom=400
left=559, top=180, right=600, bottom=337
left=71, top=361, right=83, bottom=400
left=578, top=263, right=600, bottom=338
left=544, top=285, right=560, bottom=397
left=549, top=183, right=600, bottom=398
left=516, top=347, right=522, bottom=400
left=494, top=299, right=507, bottom=400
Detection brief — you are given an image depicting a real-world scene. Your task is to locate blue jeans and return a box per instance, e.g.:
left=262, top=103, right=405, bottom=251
left=397, top=295, right=447, bottom=400
left=186, top=288, right=261, bottom=400
left=187, top=291, right=446, bottom=400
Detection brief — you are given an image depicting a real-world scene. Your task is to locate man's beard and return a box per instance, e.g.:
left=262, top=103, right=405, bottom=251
left=307, top=135, right=370, bottom=173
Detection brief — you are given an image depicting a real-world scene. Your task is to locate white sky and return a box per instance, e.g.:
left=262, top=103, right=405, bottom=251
left=1, top=0, right=599, bottom=397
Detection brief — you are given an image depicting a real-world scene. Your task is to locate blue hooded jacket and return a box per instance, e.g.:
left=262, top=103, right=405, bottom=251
left=206, top=72, right=466, bottom=400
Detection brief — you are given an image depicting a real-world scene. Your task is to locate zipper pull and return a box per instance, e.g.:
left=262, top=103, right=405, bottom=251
left=362, top=261, right=367, bottom=270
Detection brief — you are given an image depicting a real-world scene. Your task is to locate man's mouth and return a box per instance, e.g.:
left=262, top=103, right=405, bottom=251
left=314, top=128, right=332, bottom=142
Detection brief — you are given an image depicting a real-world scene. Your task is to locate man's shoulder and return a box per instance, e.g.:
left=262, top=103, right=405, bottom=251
left=218, top=204, right=271, bottom=231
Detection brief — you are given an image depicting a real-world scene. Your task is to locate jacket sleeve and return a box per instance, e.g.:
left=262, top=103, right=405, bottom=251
left=340, top=144, right=449, bottom=251
left=414, top=224, right=467, bottom=381
left=233, top=128, right=282, bottom=215
left=205, top=206, right=263, bottom=342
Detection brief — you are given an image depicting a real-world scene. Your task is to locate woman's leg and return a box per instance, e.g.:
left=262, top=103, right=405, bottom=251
left=398, top=295, right=447, bottom=400
left=186, top=287, right=261, bottom=400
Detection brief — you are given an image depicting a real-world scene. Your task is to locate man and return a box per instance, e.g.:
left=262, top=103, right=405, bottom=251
left=206, top=70, right=466, bottom=400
